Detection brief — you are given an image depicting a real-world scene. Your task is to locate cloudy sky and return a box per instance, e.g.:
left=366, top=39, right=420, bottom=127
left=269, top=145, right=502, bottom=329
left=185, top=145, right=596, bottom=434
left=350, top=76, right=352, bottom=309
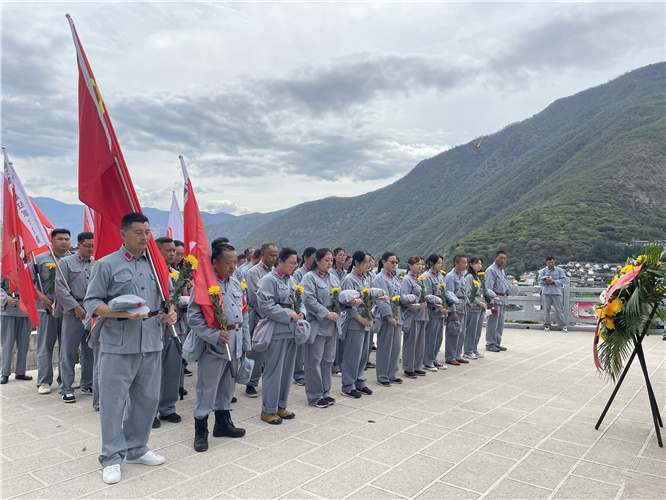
left=2, top=1, right=664, bottom=215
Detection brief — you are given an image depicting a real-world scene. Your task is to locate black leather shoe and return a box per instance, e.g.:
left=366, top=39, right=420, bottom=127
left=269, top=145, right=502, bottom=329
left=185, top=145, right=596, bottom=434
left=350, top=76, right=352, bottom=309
left=403, top=371, right=417, bottom=379
left=231, top=396, right=237, bottom=404
left=0, top=376, right=8, bottom=384
left=179, top=387, right=188, bottom=396
left=194, top=416, right=209, bottom=452
left=15, top=374, right=32, bottom=381
left=213, top=410, right=245, bottom=438
left=160, top=413, right=182, bottom=423
left=152, top=417, right=161, bottom=429
left=359, top=387, right=373, bottom=395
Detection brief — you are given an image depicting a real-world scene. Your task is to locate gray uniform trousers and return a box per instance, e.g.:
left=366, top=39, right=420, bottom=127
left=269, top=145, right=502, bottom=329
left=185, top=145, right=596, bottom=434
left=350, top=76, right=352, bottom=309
left=402, top=320, right=426, bottom=372
left=36, top=312, right=63, bottom=386
left=98, top=351, right=161, bottom=467
left=59, top=315, right=93, bottom=394
left=158, top=336, right=181, bottom=417
left=542, top=294, right=566, bottom=328
left=194, top=348, right=235, bottom=418
left=341, top=327, right=371, bottom=393
left=464, top=307, right=485, bottom=355
left=375, top=320, right=401, bottom=384
left=485, top=303, right=506, bottom=348
left=303, top=334, right=335, bottom=404
left=247, top=310, right=264, bottom=388
left=1, top=316, right=31, bottom=377
left=332, top=336, right=345, bottom=373
left=262, top=337, right=297, bottom=414
left=293, top=344, right=305, bottom=383
left=92, top=346, right=100, bottom=411
left=445, top=307, right=467, bottom=362
left=423, top=312, right=445, bottom=366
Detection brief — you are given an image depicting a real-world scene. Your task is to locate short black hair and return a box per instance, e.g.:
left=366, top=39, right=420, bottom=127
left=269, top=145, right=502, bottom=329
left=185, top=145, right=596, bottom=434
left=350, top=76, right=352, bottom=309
left=278, top=246, right=298, bottom=263
left=155, top=237, right=174, bottom=247
left=51, top=228, right=71, bottom=239
left=244, top=247, right=254, bottom=258
left=211, top=243, right=236, bottom=262
left=453, top=254, right=467, bottom=265
left=546, top=256, right=555, bottom=262
left=260, top=243, right=277, bottom=254
left=253, top=248, right=262, bottom=259
left=121, top=212, right=149, bottom=231
left=173, top=240, right=184, bottom=248
left=495, top=250, right=507, bottom=257
left=77, top=231, right=94, bottom=244
left=211, top=237, right=230, bottom=250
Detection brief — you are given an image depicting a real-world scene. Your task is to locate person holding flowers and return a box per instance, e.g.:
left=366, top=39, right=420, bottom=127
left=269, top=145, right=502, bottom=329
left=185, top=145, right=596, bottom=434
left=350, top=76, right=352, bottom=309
left=291, top=247, right=316, bottom=387
left=339, top=250, right=374, bottom=398
left=444, top=255, right=471, bottom=365
left=188, top=243, right=250, bottom=452
left=300, top=248, right=339, bottom=407
left=373, top=252, right=404, bottom=386
left=400, top=255, right=429, bottom=378
left=463, top=257, right=487, bottom=359
left=423, top=254, right=448, bottom=371
left=256, top=247, right=304, bottom=424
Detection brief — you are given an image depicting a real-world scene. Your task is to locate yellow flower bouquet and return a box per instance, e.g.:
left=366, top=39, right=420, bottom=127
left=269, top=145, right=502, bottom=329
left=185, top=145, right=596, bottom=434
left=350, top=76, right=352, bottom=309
left=45, top=263, right=57, bottom=295
left=167, top=254, right=198, bottom=309
left=360, top=288, right=372, bottom=321
left=208, top=285, right=227, bottom=331
left=391, top=295, right=400, bottom=317
left=293, top=284, right=304, bottom=314
left=331, top=287, right=340, bottom=314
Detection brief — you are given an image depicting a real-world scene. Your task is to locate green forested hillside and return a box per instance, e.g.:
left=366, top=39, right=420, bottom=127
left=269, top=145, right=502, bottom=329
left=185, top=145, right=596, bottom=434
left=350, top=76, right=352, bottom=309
left=233, top=63, right=666, bottom=275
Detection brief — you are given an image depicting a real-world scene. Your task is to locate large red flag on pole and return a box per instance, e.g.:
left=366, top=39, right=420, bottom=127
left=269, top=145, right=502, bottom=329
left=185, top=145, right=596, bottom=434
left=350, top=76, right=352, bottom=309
left=180, top=156, right=223, bottom=328
left=66, top=14, right=169, bottom=302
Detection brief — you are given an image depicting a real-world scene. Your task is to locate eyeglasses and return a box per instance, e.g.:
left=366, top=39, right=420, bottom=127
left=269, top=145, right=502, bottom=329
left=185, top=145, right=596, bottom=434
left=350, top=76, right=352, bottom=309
left=387, top=260, right=399, bottom=265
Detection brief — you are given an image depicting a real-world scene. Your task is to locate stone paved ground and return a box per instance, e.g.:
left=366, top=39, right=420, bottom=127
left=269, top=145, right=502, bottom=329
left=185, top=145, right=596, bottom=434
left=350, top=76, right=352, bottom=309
left=1, top=328, right=665, bottom=499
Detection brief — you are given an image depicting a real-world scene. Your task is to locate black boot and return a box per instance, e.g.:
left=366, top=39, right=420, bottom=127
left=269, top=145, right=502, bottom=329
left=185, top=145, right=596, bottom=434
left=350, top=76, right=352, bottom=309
left=193, top=416, right=209, bottom=452
left=212, top=410, right=246, bottom=438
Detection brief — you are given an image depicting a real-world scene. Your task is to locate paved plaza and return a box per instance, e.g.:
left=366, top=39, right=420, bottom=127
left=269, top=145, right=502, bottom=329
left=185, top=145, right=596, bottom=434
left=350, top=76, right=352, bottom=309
left=1, top=327, right=665, bottom=499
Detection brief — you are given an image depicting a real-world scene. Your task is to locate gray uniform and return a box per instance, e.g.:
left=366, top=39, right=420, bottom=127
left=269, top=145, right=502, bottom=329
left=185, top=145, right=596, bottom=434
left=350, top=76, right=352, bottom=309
left=234, top=260, right=252, bottom=282
left=444, top=269, right=469, bottom=362
left=484, top=263, right=508, bottom=348
left=329, top=267, right=346, bottom=373
left=189, top=276, right=251, bottom=419
left=423, top=270, right=445, bottom=366
left=291, top=266, right=309, bottom=384
left=54, top=251, right=94, bottom=395
left=400, top=274, right=428, bottom=372
left=340, top=271, right=372, bottom=393
left=539, top=266, right=567, bottom=329
left=246, top=262, right=272, bottom=388
left=301, top=269, right=337, bottom=404
left=1, top=279, right=31, bottom=377
left=464, top=273, right=485, bottom=355
left=373, top=270, right=403, bottom=383
left=257, top=268, right=298, bottom=414
left=84, top=245, right=167, bottom=468
left=31, top=252, right=68, bottom=387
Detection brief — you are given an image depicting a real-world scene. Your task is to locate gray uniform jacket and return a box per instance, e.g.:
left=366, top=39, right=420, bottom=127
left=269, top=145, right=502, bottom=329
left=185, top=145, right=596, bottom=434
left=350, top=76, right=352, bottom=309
left=444, top=269, right=469, bottom=313
left=424, top=271, right=446, bottom=318
left=187, top=275, right=251, bottom=360
left=301, top=269, right=336, bottom=340
left=84, top=245, right=167, bottom=355
left=484, top=263, right=509, bottom=306
left=464, top=273, right=484, bottom=308
left=538, top=266, right=567, bottom=295
left=234, top=260, right=252, bottom=282
left=0, top=278, right=28, bottom=317
left=55, top=251, right=94, bottom=316
left=341, top=271, right=372, bottom=332
left=292, top=266, right=309, bottom=284
left=246, top=262, right=271, bottom=318
left=329, top=267, right=347, bottom=287
left=31, top=252, right=69, bottom=312
left=374, top=270, right=404, bottom=325
left=257, top=268, right=296, bottom=339
left=400, top=274, right=428, bottom=323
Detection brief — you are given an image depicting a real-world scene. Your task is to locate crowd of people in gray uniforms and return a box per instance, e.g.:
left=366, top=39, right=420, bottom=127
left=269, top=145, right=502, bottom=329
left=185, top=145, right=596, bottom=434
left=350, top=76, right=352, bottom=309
left=2, top=208, right=578, bottom=486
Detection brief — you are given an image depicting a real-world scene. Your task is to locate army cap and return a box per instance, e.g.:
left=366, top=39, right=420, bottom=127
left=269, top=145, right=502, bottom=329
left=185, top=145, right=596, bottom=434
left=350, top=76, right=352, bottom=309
left=108, top=294, right=151, bottom=315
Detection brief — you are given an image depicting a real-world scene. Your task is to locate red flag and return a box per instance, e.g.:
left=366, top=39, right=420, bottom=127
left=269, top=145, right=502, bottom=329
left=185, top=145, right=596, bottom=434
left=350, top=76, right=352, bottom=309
left=83, top=205, right=95, bottom=233
left=2, top=156, right=40, bottom=326
left=181, top=156, right=221, bottom=328
left=67, top=15, right=169, bottom=301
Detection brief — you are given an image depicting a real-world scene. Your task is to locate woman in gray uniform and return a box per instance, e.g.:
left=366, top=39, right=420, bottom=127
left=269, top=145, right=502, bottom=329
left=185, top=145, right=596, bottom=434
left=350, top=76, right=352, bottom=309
left=423, top=254, right=447, bottom=371
left=373, top=253, right=403, bottom=387
left=400, top=256, right=429, bottom=379
left=339, top=250, right=373, bottom=398
left=463, top=257, right=487, bottom=359
left=291, top=247, right=316, bottom=386
left=257, top=247, right=303, bottom=425
left=301, top=248, right=339, bottom=408
left=330, top=247, right=347, bottom=375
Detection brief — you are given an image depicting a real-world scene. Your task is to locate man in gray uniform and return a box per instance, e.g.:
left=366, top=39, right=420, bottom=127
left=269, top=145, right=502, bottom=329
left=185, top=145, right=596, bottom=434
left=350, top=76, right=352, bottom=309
left=32, top=228, right=72, bottom=394
left=539, top=256, right=568, bottom=332
left=234, top=247, right=255, bottom=281
left=485, top=250, right=509, bottom=352
left=84, top=213, right=177, bottom=485
left=444, top=255, right=471, bottom=366
left=189, top=243, right=250, bottom=451
left=244, top=243, right=278, bottom=398
left=0, top=278, right=33, bottom=384
left=152, top=237, right=183, bottom=427
left=55, top=231, right=95, bottom=403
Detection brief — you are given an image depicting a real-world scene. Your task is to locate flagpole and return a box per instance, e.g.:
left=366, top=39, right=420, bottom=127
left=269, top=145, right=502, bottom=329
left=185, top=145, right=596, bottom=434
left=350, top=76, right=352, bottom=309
left=47, top=247, right=72, bottom=292
left=112, top=156, right=182, bottom=352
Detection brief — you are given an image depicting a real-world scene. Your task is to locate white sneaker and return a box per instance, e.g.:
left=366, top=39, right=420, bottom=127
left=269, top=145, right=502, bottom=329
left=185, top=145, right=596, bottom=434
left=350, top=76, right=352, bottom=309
left=38, top=383, right=51, bottom=394
left=544, top=325, right=551, bottom=331
left=126, top=450, right=165, bottom=466
left=474, top=352, right=485, bottom=358
left=423, top=364, right=438, bottom=372
left=562, top=327, right=568, bottom=332
left=462, top=353, right=478, bottom=360
left=102, top=464, right=121, bottom=484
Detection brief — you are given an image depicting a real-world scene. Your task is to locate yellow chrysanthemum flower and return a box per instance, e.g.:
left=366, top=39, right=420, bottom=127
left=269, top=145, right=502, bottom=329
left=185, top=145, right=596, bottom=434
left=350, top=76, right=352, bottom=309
left=293, top=284, right=304, bottom=293
left=473, top=280, right=479, bottom=287
left=169, top=272, right=179, bottom=279
left=391, top=295, right=400, bottom=301
left=331, top=287, right=341, bottom=293
left=619, top=264, right=635, bottom=275
left=208, top=286, right=221, bottom=296
left=609, top=275, right=619, bottom=286
left=658, top=261, right=662, bottom=267
left=478, top=272, right=484, bottom=276
left=360, top=288, right=370, bottom=294
left=607, top=297, right=623, bottom=315
left=636, top=255, right=647, bottom=263
left=599, top=330, right=607, bottom=341
left=603, top=317, right=615, bottom=330
left=417, top=275, right=426, bottom=281
left=185, top=255, right=199, bottom=270
left=46, top=263, right=57, bottom=269
left=240, top=282, right=247, bottom=290
left=440, top=270, right=447, bottom=275
left=438, top=283, right=446, bottom=288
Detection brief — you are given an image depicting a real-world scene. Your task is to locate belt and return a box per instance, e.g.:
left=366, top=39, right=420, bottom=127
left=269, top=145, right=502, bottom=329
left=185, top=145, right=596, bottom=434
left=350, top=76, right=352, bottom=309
left=226, top=322, right=242, bottom=331
left=495, top=292, right=507, bottom=296
left=146, top=310, right=161, bottom=318
left=279, top=304, right=294, bottom=309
